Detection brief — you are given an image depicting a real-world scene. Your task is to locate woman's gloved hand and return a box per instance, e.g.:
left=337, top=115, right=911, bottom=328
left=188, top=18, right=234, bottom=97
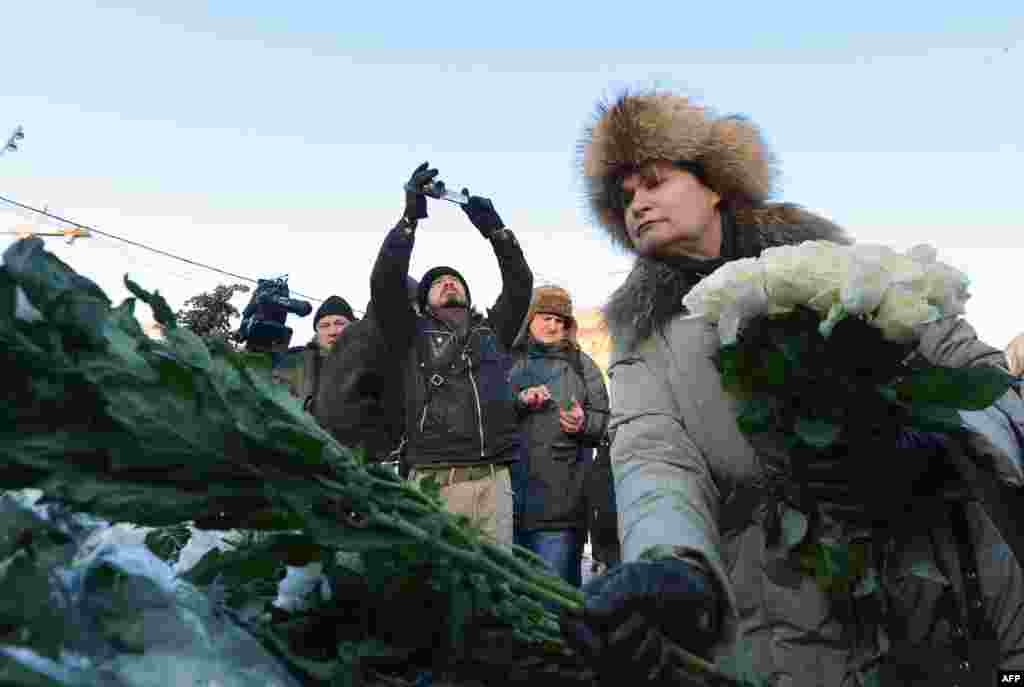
left=560, top=558, right=721, bottom=683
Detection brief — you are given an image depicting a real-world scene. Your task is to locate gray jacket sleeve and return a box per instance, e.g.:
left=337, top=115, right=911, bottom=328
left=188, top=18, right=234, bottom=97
left=918, top=316, right=1024, bottom=485
left=607, top=345, right=738, bottom=641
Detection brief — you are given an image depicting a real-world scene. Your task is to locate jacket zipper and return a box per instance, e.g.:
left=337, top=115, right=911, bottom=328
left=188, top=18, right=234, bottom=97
left=464, top=350, right=486, bottom=457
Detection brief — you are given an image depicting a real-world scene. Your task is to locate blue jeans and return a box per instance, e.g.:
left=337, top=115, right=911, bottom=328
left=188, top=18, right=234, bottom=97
left=516, top=529, right=583, bottom=588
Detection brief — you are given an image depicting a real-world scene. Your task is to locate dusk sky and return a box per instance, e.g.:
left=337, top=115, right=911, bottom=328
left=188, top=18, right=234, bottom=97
left=2, top=2, right=1021, bottom=347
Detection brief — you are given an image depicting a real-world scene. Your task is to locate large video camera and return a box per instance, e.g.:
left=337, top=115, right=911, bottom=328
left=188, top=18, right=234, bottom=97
left=235, top=276, right=312, bottom=353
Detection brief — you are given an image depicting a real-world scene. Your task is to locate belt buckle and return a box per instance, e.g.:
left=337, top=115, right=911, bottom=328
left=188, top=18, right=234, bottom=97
left=430, top=373, right=444, bottom=387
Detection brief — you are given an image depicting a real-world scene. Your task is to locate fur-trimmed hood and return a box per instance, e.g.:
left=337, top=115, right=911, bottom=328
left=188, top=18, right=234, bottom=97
left=604, top=204, right=852, bottom=352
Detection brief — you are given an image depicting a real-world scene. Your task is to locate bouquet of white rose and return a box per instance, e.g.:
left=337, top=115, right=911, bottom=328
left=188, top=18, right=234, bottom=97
left=684, top=240, right=970, bottom=346
left=681, top=240, right=1016, bottom=595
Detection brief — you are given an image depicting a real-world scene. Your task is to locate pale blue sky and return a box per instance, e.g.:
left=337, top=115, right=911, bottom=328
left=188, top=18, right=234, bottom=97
left=1, top=2, right=1021, bottom=346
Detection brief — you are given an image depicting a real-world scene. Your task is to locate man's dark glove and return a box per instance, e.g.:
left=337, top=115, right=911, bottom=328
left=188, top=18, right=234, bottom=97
left=404, top=161, right=439, bottom=222
left=797, top=429, right=949, bottom=525
left=560, top=558, right=721, bottom=684
left=460, top=189, right=505, bottom=239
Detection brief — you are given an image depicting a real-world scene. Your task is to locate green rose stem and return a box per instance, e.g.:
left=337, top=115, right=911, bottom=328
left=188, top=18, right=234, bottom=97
left=362, top=510, right=582, bottom=612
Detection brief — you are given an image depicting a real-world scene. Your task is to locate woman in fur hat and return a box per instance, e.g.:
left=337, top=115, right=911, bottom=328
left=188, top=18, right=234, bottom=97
left=509, top=285, right=610, bottom=587
left=560, top=91, right=1024, bottom=685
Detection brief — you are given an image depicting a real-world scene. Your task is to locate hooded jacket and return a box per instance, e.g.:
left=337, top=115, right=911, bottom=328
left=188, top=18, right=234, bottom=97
left=369, top=224, right=533, bottom=467
left=509, top=302, right=610, bottom=533
left=604, top=204, right=1024, bottom=683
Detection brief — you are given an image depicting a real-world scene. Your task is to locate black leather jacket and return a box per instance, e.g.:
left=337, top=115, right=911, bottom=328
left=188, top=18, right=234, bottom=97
left=370, top=223, right=533, bottom=467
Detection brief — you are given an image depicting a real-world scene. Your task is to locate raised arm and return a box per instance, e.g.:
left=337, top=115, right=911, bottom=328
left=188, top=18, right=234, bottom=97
left=369, top=163, right=439, bottom=347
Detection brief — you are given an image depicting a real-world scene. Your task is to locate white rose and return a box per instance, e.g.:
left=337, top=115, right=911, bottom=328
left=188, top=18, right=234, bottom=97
left=872, top=285, right=941, bottom=343
left=682, top=257, right=766, bottom=321
left=761, top=241, right=852, bottom=315
left=840, top=256, right=893, bottom=316
left=923, top=261, right=970, bottom=316
left=850, top=244, right=928, bottom=295
left=905, top=244, right=970, bottom=316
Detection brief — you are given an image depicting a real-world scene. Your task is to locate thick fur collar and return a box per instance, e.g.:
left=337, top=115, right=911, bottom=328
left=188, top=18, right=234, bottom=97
left=604, top=204, right=851, bottom=352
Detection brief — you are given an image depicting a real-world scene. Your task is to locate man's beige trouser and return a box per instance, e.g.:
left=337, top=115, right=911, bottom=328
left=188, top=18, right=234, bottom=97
left=410, top=464, right=514, bottom=546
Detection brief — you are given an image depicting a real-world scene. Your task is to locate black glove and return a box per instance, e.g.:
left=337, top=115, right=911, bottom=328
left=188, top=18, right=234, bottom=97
left=560, top=558, right=720, bottom=684
left=797, top=429, right=948, bottom=525
left=460, top=189, right=505, bottom=239
left=404, top=161, right=439, bottom=222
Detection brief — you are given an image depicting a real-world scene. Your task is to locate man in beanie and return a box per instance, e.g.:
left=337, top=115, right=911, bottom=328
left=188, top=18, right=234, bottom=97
left=508, top=285, right=609, bottom=587
left=559, top=90, right=1024, bottom=684
left=316, top=277, right=421, bottom=466
left=273, top=294, right=355, bottom=413
left=368, top=161, right=533, bottom=546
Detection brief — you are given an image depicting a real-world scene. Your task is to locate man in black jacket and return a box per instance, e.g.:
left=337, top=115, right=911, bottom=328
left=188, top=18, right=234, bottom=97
left=315, top=278, right=419, bottom=465
left=369, top=162, right=533, bottom=545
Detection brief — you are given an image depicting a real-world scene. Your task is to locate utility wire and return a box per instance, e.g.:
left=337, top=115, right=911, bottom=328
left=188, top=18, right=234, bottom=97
left=0, top=193, right=325, bottom=303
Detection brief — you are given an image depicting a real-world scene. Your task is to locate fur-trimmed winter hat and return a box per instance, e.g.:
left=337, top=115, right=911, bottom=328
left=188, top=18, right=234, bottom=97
left=418, top=266, right=471, bottom=311
left=531, top=285, right=574, bottom=321
left=580, top=90, right=777, bottom=253
left=514, top=285, right=579, bottom=349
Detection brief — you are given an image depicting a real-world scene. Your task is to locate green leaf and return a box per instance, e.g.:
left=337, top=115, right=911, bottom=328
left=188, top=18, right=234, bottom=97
left=876, top=384, right=898, bottom=404
left=905, top=558, right=950, bottom=586
left=124, top=275, right=176, bottom=330
left=780, top=506, right=809, bottom=550
left=714, top=636, right=772, bottom=687
left=853, top=568, right=880, bottom=598
left=736, top=397, right=776, bottom=434
left=716, top=344, right=743, bottom=391
left=144, top=523, right=191, bottom=565
left=638, top=544, right=678, bottom=562
left=896, top=365, right=1014, bottom=410
left=778, top=332, right=808, bottom=366
left=905, top=404, right=964, bottom=433
left=757, top=349, right=788, bottom=388
left=860, top=666, right=882, bottom=687
left=814, top=541, right=850, bottom=590
left=795, top=417, right=841, bottom=449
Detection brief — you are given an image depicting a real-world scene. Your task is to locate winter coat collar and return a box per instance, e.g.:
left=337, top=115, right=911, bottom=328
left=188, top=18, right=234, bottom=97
left=604, top=203, right=851, bottom=352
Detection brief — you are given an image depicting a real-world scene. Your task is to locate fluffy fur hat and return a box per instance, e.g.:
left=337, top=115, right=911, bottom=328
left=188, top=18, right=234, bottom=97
left=514, top=285, right=579, bottom=349
left=579, top=90, right=778, bottom=253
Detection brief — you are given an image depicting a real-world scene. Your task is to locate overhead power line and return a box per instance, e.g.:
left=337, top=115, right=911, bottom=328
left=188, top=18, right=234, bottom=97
left=0, top=193, right=325, bottom=304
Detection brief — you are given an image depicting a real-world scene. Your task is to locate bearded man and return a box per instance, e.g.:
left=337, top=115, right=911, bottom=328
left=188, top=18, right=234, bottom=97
left=369, top=162, right=533, bottom=546
left=560, top=90, right=1024, bottom=686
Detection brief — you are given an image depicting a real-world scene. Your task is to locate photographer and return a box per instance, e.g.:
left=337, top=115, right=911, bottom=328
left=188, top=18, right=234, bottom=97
left=272, top=295, right=355, bottom=413
left=369, top=161, right=533, bottom=545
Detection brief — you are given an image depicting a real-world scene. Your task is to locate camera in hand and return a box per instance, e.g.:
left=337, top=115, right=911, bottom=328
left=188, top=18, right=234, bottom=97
left=405, top=178, right=470, bottom=205
left=235, top=276, right=312, bottom=354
